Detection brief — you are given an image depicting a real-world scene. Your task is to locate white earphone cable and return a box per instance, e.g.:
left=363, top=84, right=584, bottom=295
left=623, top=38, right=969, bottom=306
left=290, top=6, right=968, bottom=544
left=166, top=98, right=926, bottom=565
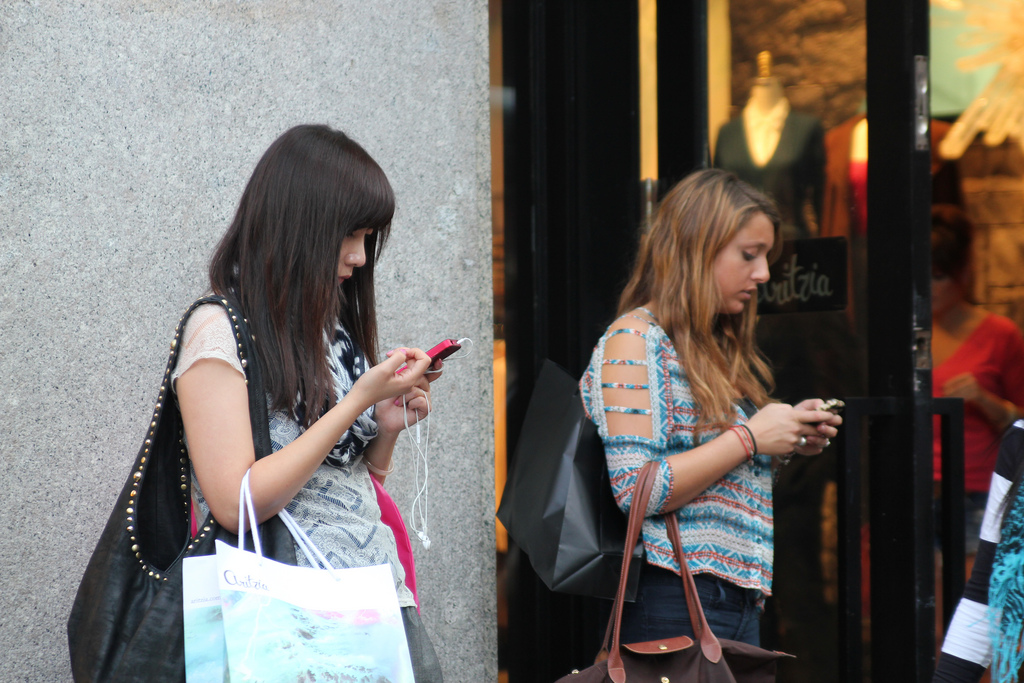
left=395, top=337, right=474, bottom=550
left=402, top=388, right=431, bottom=549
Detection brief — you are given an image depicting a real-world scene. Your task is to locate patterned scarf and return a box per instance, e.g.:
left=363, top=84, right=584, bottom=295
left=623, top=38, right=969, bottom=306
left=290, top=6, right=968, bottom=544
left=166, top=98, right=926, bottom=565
left=990, top=479, right=1024, bottom=682
left=268, top=322, right=378, bottom=463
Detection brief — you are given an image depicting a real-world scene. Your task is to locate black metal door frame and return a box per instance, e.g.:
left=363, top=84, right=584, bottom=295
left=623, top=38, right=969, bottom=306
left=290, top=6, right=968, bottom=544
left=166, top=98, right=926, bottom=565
left=657, top=0, right=710, bottom=182
left=502, top=2, right=640, bottom=680
left=863, top=0, right=937, bottom=680
left=837, top=397, right=964, bottom=681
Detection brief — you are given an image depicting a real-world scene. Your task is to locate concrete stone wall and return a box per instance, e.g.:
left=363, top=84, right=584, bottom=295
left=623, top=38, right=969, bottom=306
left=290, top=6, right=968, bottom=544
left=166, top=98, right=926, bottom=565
left=0, top=1, right=493, bottom=680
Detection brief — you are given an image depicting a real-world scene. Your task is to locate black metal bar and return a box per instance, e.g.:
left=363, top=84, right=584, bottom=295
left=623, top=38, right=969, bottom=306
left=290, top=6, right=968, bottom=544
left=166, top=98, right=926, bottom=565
left=529, top=0, right=551, bottom=375
left=501, top=0, right=537, bottom=458
left=570, top=3, right=641, bottom=367
left=935, top=397, right=966, bottom=629
left=839, top=397, right=909, bottom=683
left=840, top=397, right=960, bottom=681
left=656, top=0, right=708, bottom=187
left=837, top=398, right=864, bottom=683
left=866, top=0, right=934, bottom=679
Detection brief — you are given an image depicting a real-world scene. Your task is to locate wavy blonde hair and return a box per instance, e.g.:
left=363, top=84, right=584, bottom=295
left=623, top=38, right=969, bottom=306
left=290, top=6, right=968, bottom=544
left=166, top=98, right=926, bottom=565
left=618, top=168, right=782, bottom=434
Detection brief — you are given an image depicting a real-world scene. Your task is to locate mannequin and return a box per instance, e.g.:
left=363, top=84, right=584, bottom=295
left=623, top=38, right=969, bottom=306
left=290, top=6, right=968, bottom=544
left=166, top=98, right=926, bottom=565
left=714, top=51, right=825, bottom=240
left=743, top=51, right=790, bottom=167
left=851, top=118, right=868, bottom=162
left=849, top=118, right=868, bottom=235
left=822, top=112, right=960, bottom=241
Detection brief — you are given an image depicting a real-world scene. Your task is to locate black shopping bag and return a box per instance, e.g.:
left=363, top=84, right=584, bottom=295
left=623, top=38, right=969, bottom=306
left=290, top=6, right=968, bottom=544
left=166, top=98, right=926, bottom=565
left=497, top=359, right=643, bottom=601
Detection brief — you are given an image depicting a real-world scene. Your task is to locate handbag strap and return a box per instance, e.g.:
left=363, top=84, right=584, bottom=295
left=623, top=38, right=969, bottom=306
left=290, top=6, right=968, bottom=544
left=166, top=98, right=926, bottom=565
left=665, top=512, right=723, bottom=663
left=203, top=295, right=271, bottom=459
left=606, top=461, right=659, bottom=682
left=179, top=294, right=271, bottom=458
left=606, top=462, right=724, bottom=682
left=124, top=294, right=275, bottom=576
left=173, top=295, right=274, bottom=555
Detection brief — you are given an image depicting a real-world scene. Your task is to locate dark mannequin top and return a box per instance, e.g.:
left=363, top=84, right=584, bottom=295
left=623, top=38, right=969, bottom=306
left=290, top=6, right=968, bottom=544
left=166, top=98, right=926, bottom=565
left=714, top=108, right=825, bottom=240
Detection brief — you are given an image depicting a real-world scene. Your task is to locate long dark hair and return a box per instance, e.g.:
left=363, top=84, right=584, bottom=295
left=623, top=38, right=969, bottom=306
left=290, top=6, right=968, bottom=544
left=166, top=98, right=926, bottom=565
left=209, top=124, right=394, bottom=426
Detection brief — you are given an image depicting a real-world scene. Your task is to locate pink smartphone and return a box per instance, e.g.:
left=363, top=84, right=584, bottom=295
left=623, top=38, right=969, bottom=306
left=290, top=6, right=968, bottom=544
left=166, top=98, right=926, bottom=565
left=427, top=339, right=461, bottom=365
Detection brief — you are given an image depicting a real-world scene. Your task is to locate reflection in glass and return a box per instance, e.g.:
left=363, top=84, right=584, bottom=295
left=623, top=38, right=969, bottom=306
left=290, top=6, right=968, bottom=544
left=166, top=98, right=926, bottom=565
left=716, top=4, right=868, bottom=682
left=714, top=51, right=825, bottom=241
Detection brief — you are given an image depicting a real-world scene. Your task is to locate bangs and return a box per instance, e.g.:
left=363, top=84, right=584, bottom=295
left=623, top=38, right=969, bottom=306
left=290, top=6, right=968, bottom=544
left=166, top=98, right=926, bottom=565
left=351, top=165, right=395, bottom=240
left=330, top=142, right=395, bottom=246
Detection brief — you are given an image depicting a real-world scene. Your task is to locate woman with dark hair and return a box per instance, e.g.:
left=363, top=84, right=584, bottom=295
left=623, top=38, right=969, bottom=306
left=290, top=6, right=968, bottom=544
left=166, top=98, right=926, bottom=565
left=174, top=124, right=442, bottom=679
left=580, top=168, right=842, bottom=645
left=931, top=204, right=1024, bottom=558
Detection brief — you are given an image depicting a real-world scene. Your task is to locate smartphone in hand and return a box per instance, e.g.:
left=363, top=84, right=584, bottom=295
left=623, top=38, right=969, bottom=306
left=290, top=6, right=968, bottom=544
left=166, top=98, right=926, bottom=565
left=809, top=398, right=844, bottom=423
left=818, top=398, right=844, bottom=414
left=427, top=339, right=461, bottom=367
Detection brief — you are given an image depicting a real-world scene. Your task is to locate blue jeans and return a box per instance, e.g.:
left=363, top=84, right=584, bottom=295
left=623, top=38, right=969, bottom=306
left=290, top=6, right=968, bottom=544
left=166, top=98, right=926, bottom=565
left=601, top=564, right=763, bottom=647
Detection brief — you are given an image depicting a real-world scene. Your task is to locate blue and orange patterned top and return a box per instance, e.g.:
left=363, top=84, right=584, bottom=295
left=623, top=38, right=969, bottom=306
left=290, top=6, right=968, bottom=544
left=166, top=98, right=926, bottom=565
left=579, top=309, right=773, bottom=597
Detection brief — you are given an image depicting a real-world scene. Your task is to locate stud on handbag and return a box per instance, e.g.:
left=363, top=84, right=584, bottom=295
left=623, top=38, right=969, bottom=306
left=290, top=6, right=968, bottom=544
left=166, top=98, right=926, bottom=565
left=67, top=295, right=296, bottom=683
left=556, top=461, right=793, bottom=683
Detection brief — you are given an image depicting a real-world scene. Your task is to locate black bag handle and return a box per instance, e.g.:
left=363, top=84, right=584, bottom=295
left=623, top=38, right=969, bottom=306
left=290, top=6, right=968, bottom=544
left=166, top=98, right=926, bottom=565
left=174, top=294, right=271, bottom=458
left=137, top=294, right=276, bottom=568
left=68, top=294, right=295, bottom=683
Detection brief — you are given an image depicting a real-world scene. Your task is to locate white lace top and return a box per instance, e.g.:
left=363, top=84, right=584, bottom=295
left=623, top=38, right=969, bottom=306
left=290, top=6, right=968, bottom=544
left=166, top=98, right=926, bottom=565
left=172, top=304, right=245, bottom=383
left=172, top=304, right=414, bottom=607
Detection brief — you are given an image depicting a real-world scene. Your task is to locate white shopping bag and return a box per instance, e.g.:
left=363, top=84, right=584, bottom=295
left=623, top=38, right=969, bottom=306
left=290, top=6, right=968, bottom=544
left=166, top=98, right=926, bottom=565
left=215, top=471, right=415, bottom=683
left=182, top=554, right=229, bottom=682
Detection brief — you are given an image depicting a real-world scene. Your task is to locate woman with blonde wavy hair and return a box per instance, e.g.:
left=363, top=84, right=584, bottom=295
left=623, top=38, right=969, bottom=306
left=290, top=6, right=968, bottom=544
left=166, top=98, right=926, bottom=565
left=580, top=168, right=842, bottom=645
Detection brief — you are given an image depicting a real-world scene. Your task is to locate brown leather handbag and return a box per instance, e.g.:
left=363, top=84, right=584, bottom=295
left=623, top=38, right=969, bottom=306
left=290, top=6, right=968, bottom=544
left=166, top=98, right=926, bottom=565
left=556, top=461, right=792, bottom=683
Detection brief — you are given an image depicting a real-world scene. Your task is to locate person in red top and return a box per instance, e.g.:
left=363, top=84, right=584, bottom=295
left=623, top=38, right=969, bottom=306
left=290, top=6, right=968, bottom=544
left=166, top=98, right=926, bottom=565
left=932, top=204, right=1024, bottom=556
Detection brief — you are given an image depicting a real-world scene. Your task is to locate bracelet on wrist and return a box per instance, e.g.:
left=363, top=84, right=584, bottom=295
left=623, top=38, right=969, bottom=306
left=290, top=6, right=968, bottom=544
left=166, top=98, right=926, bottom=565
left=1005, top=402, right=1020, bottom=427
left=729, top=425, right=755, bottom=461
left=364, top=458, right=395, bottom=477
left=738, top=423, right=757, bottom=456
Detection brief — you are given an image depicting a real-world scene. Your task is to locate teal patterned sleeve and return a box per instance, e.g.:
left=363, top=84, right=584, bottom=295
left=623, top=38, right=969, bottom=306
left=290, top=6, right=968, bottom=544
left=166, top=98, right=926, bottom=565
left=580, top=320, right=676, bottom=517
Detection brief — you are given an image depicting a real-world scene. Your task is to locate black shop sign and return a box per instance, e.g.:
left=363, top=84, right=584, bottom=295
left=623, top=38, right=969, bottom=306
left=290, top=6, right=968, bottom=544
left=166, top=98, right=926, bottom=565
left=757, top=237, right=847, bottom=315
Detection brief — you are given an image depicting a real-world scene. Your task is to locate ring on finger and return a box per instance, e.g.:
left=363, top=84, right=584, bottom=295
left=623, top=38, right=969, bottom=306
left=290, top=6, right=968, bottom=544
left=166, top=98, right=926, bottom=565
left=797, top=435, right=808, bottom=448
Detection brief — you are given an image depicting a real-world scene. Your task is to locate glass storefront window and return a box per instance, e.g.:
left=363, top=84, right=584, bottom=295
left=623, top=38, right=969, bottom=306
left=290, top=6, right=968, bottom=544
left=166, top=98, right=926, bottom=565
left=714, top=4, right=869, bottom=680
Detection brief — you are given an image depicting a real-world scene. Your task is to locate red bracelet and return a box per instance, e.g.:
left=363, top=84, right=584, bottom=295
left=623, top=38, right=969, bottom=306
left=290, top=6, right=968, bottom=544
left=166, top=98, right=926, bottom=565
left=729, top=425, right=755, bottom=461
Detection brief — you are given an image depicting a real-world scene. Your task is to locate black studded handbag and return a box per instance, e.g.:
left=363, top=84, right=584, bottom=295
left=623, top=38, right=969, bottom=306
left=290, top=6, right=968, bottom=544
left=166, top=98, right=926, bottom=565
left=67, top=295, right=296, bottom=683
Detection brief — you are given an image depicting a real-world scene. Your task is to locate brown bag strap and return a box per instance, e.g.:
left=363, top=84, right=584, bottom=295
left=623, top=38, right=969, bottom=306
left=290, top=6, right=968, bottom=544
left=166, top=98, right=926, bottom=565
left=606, top=462, right=724, bottom=682
left=606, top=462, right=658, bottom=683
left=665, top=513, right=723, bottom=663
